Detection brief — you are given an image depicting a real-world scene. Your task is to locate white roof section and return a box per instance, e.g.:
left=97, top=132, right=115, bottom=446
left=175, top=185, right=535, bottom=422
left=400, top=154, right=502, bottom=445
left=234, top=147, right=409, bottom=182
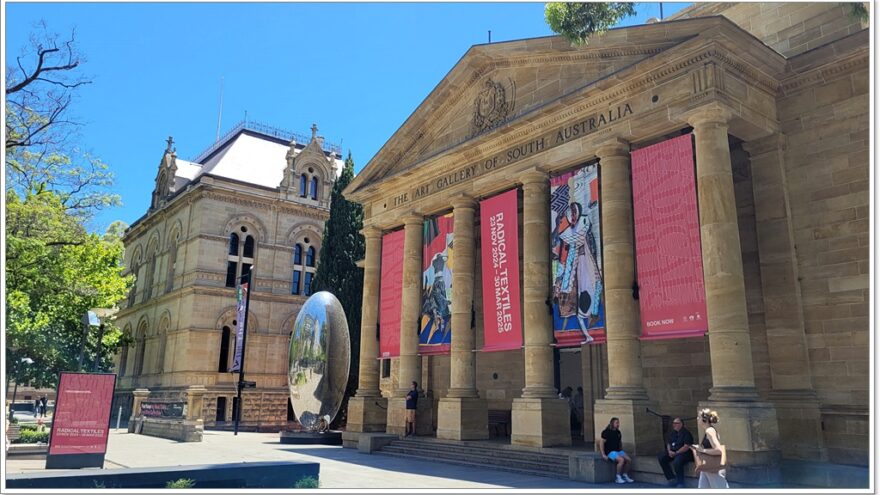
left=173, top=131, right=343, bottom=190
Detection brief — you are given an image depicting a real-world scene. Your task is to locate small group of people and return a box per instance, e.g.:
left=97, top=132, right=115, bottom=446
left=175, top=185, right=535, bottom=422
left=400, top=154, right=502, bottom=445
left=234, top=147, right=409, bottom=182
left=559, top=386, right=585, bottom=436
left=598, top=408, right=729, bottom=488
left=33, top=396, right=48, bottom=417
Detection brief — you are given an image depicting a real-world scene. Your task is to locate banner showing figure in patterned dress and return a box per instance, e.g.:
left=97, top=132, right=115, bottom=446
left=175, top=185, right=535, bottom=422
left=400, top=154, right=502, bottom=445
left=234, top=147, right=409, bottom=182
left=420, top=213, right=454, bottom=355
left=550, top=163, right=606, bottom=347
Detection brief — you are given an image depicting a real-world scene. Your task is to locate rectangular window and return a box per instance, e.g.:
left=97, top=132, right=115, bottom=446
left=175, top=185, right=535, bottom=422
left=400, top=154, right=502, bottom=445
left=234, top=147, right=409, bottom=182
left=304, top=272, right=314, bottom=296
left=292, top=271, right=301, bottom=295
left=381, top=359, right=391, bottom=378
left=225, top=262, right=237, bottom=288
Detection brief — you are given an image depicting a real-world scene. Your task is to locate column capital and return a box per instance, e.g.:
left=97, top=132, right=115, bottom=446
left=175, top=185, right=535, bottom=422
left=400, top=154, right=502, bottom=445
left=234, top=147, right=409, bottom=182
left=594, top=137, right=630, bottom=160
left=360, top=225, right=383, bottom=239
left=684, top=102, right=733, bottom=129
left=518, top=168, right=549, bottom=186
left=450, top=194, right=477, bottom=210
left=401, top=212, right=424, bottom=227
left=742, top=133, right=787, bottom=157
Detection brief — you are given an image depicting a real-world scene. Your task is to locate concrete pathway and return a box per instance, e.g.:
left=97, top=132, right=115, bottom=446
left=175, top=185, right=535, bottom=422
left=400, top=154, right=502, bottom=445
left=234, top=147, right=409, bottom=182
left=6, top=430, right=663, bottom=489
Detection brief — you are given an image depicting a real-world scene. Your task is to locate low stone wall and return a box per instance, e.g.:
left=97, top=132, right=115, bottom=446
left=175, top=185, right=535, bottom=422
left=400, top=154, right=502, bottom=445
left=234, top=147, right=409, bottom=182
left=137, top=418, right=203, bottom=442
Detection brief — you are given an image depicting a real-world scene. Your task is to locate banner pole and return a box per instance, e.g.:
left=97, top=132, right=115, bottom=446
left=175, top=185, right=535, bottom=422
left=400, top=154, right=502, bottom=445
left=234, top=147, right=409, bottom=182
left=234, top=268, right=253, bottom=436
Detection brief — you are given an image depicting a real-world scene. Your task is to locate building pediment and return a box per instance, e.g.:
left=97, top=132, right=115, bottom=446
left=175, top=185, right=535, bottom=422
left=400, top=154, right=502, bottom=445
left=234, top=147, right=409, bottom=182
left=346, top=16, right=787, bottom=201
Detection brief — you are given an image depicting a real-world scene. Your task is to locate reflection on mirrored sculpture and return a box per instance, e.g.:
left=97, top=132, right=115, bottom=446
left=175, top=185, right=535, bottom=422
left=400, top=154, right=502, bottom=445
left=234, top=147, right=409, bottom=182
left=288, top=291, right=350, bottom=431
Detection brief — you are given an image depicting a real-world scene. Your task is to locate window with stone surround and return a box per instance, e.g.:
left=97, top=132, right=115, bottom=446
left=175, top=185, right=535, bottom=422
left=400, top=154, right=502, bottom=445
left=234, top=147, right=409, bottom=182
left=291, top=237, right=318, bottom=296
left=226, top=228, right=255, bottom=288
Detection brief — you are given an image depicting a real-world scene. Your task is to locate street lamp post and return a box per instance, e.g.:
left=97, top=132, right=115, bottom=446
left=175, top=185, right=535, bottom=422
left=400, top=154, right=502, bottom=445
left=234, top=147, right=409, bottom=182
left=77, top=308, right=118, bottom=372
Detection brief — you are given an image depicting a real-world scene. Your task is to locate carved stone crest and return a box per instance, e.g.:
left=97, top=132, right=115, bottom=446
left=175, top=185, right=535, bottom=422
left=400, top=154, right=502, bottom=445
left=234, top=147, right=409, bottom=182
left=471, top=77, right=516, bottom=136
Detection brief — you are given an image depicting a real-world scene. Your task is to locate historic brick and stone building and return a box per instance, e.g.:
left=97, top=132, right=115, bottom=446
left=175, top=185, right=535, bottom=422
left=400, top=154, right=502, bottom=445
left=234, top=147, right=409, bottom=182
left=113, top=121, right=342, bottom=431
left=341, top=3, right=869, bottom=486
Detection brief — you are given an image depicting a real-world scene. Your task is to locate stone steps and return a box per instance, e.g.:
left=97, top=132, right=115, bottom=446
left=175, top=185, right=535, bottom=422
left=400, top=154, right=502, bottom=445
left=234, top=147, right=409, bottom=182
left=377, top=439, right=570, bottom=478
left=391, top=438, right=571, bottom=464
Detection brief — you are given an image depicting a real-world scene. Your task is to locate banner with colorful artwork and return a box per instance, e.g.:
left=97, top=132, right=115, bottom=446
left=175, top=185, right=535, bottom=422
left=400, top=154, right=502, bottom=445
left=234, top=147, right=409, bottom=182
left=550, top=163, right=605, bottom=347
left=420, top=213, right=454, bottom=355
left=480, top=189, right=523, bottom=352
left=379, top=229, right=405, bottom=358
left=230, top=279, right=248, bottom=373
left=631, top=134, right=707, bottom=340
left=47, top=373, right=116, bottom=457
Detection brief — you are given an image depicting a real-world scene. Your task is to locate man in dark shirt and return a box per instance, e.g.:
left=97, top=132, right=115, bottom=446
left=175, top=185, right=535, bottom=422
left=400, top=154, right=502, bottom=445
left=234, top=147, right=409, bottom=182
left=405, top=381, right=418, bottom=437
left=657, top=417, right=694, bottom=487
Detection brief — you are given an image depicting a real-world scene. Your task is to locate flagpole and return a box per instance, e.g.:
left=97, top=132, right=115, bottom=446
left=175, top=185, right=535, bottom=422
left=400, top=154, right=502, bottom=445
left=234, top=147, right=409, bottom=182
left=234, top=267, right=253, bottom=436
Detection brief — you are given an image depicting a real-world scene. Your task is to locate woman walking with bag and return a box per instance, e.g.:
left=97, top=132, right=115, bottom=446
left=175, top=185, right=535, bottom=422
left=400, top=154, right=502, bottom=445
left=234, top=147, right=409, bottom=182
left=692, top=408, right=729, bottom=488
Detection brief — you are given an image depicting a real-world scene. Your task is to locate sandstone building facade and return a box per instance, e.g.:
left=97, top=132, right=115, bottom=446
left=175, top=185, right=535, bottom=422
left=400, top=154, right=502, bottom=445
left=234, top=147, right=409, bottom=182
left=342, top=3, right=869, bottom=486
left=113, top=121, right=342, bottom=431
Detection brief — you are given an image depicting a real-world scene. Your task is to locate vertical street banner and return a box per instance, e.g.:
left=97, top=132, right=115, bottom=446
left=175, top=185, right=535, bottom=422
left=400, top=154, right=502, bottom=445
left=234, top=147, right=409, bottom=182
left=631, top=134, right=708, bottom=340
left=230, top=279, right=248, bottom=372
left=480, top=189, right=523, bottom=352
left=379, top=229, right=405, bottom=358
left=420, top=213, right=454, bottom=355
left=550, top=163, right=606, bottom=347
left=46, top=372, right=116, bottom=469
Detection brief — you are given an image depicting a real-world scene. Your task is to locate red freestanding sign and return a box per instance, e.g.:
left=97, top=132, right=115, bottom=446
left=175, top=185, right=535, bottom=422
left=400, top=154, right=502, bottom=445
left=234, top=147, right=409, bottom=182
left=631, top=134, right=708, bottom=340
left=379, top=229, right=405, bottom=358
left=46, top=372, right=117, bottom=469
left=480, top=189, right=523, bottom=352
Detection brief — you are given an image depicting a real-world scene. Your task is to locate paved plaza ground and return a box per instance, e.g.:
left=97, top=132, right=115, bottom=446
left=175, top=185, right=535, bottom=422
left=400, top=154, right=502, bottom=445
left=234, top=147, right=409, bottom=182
left=5, top=430, right=662, bottom=489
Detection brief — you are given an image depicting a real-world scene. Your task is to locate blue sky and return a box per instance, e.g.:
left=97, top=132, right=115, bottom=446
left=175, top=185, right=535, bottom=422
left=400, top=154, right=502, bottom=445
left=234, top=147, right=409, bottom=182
left=5, top=2, right=690, bottom=233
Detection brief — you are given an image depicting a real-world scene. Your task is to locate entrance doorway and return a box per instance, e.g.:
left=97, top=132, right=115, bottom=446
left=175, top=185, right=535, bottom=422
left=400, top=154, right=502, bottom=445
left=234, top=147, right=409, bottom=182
left=216, top=396, right=227, bottom=423
left=555, top=344, right=607, bottom=444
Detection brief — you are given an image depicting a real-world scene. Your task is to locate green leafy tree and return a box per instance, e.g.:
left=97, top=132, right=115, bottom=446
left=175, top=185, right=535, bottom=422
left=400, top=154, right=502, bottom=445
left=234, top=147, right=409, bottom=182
left=311, top=152, right=364, bottom=425
left=5, top=191, right=133, bottom=387
left=545, top=2, right=637, bottom=45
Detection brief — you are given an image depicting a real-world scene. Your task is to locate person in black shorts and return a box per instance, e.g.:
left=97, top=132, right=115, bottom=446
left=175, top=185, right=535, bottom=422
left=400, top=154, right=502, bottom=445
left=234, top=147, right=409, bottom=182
left=405, top=381, right=418, bottom=437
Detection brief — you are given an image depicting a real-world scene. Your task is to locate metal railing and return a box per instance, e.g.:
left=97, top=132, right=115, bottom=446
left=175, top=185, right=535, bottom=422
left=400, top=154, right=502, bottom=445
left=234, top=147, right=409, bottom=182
left=191, top=119, right=342, bottom=163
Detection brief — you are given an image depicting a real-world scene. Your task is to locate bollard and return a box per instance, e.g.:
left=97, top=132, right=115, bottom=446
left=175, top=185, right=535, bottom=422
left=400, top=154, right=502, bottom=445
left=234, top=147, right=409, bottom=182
left=116, top=406, right=122, bottom=431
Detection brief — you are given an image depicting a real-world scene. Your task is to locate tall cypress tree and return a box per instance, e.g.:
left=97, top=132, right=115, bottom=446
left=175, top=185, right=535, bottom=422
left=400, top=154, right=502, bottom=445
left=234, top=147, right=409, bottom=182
left=311, top=152, right=364, bottom=425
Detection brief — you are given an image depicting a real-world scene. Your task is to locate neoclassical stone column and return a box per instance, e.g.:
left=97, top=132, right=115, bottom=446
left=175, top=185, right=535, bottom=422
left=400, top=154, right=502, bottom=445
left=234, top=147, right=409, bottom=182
left=686, top=103, right=780, bottom=480
left=511, top=169, right=570, bottom=447
left=345, top=226, right=388, bottom=439
left=744, top=134, right=826, bottom=461
left=386, top=213, right=431, bottom=436
left=591, top=138, right=658, bottom=455
left=437, top=195, right=488, bottom=440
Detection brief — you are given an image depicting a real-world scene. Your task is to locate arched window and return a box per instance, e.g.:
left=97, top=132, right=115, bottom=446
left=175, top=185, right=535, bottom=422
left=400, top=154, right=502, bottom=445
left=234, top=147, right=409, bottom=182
left=218, top=326, right=232, bottom=372
left=166, top=232, right=180, bottom=294
left=134, top=324, right=147, bottom=377
left=226, top=229, right=256, bottom=288
left=310, top=176, right=319, bottom=200
left=292, top=238, right=319, bottom=296
left=119, top=327, right=131, bottom=377
left=299, top=175, right=308, bottom=197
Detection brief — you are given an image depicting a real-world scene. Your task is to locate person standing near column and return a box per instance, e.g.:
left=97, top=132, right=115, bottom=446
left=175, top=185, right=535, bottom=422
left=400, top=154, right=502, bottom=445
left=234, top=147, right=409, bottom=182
left=404, top=381, right=418, bottom=437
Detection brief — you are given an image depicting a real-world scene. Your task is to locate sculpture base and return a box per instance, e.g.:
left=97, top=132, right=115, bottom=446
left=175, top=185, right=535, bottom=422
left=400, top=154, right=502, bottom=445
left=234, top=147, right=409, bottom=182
left=279, top=430, right=343, bottom=445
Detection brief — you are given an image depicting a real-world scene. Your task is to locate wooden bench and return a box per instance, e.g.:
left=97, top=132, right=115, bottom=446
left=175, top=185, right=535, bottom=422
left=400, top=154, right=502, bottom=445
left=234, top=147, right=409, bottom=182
left=488, top=410, right=511, bottom=438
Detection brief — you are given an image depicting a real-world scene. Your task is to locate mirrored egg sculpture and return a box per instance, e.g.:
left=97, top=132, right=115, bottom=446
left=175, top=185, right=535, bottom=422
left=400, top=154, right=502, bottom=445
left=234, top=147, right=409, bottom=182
left=288, top=291, right=350, bottom=432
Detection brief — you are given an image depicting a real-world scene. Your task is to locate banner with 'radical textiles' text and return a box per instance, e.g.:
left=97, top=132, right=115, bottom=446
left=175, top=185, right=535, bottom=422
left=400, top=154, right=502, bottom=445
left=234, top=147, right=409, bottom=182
left=631, top=134, right=707, bottom=340
left=379, top=229, right=404, bottom=358
left=480, top=189, right=522, bottom=352
left=47, top=373, right=116, bottom=462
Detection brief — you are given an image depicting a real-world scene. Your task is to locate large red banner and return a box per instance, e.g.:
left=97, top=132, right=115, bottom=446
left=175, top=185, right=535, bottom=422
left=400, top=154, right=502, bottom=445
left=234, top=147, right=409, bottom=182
left=48, top=372, right=116, bottom=456
left=631, top=134, right=707, bottom=340
left=379, top=229, right=405, bottom=358
left=480, top=189, right=523, bottom=352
